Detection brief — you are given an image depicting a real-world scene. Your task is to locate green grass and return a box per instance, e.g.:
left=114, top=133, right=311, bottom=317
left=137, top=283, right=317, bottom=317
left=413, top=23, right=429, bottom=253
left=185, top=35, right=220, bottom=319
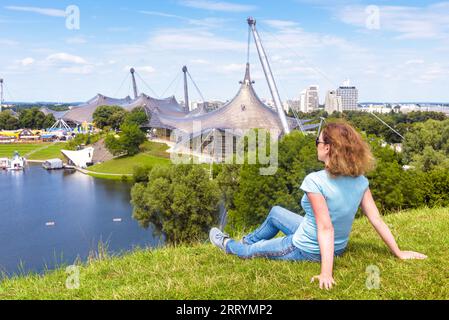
left=139, top=141, right=171, bottom=159
left=0, top=143, right=66, bottom=160
left=0, top=143, right=49, bottom=158
left=0, top=207, right=448, bottom=300
left=87, top=141, right=172, bottom=177
left=88, top=153, right=171, bottom=175
left=26, top=143, right=66, bottom=160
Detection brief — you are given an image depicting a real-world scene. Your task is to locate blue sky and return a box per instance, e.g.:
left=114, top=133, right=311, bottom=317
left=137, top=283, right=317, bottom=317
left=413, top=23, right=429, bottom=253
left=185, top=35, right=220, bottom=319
left=1, top=0, right=448, bottom=102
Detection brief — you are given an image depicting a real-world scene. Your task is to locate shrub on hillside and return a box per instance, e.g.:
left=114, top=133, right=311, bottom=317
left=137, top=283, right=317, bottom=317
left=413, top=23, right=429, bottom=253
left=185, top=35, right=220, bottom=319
left=93, top=105, right=127, bottom=130
left=105, top=123, right=146, bottom=156
left=131, top=165, right=221, bottom=244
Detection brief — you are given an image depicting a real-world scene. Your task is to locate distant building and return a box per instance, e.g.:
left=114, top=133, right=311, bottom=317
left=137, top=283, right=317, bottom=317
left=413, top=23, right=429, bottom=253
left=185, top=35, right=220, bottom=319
left=336, top=81, right=358, bottom=111
left=325, top=90, right=342, bottom=114
left=299, top=85, right=319, bottom=113
left=286, top=99, right=300, bottom=113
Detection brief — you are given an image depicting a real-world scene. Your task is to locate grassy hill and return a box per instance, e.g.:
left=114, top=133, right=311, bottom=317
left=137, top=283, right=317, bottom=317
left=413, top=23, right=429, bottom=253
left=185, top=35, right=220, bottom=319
left=0, top=207, right=448, bottom=300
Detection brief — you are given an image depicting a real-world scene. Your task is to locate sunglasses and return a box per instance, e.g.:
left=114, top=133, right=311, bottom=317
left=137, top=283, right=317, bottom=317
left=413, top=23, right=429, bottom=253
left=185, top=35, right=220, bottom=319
left=315, top=137, right=326, bottom=147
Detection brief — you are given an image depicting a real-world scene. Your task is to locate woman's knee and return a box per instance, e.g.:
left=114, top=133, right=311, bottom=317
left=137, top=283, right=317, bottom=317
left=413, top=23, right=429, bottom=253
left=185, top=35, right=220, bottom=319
left=269, top=206, right=283, bottom=219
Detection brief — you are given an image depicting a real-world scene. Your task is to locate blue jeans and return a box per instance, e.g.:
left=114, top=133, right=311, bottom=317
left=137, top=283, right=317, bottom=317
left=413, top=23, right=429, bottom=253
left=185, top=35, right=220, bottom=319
left=225, top=206, right=344, bottom=262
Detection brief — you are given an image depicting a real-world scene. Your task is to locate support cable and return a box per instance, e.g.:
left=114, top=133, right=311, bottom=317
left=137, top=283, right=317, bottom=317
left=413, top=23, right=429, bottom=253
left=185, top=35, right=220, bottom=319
left=113, top=73, right=129, bottom=98
left=135, top=71, right=160, bottom=98
left=161, top=72, right=182, bottom=98
left=187, top=71, right=205, bottom=103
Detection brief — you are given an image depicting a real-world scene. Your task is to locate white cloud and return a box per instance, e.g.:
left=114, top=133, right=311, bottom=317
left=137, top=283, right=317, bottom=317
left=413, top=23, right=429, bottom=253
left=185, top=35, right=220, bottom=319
left=60, top=65, right=94, bottom=75
left=46, top=53, right=88, bottom=65
left=264, top=19, right=300, bottom=30
left=217, top=63, right=246, bottom=73
left=405, top=59, right=424, bottom=65
left=139, top=10, right=228, bottom=28
left=337, top=2, right=449, bottom=39
left=5, top=5, right=66, bottom=17
left=0, top=38, right=19, bottom=46
left=20, top=57, right=35, bottom=66
left=415, top=64, right=449, bottom=83
left=179, top=0, right=257, bottom=12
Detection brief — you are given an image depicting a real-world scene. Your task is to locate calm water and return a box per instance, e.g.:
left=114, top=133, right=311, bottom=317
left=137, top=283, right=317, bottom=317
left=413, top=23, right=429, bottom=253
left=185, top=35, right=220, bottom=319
left=0, top=164, right=163, bottom=277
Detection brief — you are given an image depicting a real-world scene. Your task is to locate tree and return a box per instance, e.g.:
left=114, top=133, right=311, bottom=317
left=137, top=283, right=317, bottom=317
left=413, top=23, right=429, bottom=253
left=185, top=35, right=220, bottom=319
left=105, top=123, right=146, bottom=156
left=18, top=108, right=47, bottom=129
left=0, top=110, right=19, bottom=130
left=124, top=107, right=149, bottom=126
left=93, top=105, right=127, bottom=130
left=131, top=165, right=221, bottom=244
left=42, top=114, right=56, bottom=129
left=402, top=118, right=449, bottom=168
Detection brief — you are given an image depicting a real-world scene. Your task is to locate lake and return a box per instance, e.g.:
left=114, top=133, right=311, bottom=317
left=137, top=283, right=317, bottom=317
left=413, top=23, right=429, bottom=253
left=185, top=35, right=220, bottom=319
left=0, top=164, right=163, bottom=277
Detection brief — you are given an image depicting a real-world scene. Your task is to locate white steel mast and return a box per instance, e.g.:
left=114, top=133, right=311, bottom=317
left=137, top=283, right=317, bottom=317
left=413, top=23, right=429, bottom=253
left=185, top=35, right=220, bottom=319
left=247, top=17, right=290, bottom=134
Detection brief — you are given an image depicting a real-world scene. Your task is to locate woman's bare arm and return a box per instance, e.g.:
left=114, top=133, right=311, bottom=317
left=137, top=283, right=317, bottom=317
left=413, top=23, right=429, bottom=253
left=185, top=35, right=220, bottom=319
left=360, top=188, right=427, bottom=260
left=308, top=192, right=336, bottom=290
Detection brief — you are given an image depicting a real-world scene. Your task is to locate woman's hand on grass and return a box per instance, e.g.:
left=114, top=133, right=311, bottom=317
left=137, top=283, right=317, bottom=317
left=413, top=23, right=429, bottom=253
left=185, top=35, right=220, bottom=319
left=397, top=250, right=427, bottom=260
left=311, top=274, right=336, bottom=290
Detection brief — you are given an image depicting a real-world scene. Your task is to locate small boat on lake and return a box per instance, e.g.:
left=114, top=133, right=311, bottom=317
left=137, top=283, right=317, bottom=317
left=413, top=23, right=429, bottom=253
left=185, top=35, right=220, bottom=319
left=42, top=159, right=64, bottom=170
left=2, top=151, right=26, bottom=171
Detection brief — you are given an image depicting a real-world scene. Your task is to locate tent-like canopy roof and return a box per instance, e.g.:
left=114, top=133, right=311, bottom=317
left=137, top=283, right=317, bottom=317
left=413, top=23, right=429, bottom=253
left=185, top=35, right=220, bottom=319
left=62, top=93, right=187, bottom=125
left=39, top=107, right=68, bottom=120
left=122, top=94, right=187, bottom=117
left=63, top=94, right=132, bottom=124
left=149, top=63, right=314, bottom=136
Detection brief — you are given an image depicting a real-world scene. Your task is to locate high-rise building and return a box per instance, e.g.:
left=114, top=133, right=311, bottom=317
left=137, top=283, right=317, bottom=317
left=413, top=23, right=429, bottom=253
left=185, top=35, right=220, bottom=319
left=286, top=99, right=300, bottom=113
left=299, top=85, right=319, bottom=113
left=336, top=80, right=358, bottom=111
left=325, top=90, right=342, bottom=114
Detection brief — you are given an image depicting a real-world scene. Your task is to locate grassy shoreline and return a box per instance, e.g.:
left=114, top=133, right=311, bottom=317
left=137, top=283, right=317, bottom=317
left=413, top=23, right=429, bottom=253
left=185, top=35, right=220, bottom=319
left=1, top=141, right=171, bottom=180
left=0, top=207, right=447, bottom=300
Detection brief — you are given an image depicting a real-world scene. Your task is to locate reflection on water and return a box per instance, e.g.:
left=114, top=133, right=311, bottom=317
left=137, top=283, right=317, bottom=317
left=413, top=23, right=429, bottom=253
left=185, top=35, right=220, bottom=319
left=0, top=164, right=164, bottom=277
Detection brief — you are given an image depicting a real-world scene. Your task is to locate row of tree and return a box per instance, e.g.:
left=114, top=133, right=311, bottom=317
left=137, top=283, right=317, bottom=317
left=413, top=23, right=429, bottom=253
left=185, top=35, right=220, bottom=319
left=0, top=108, right=55, bottom=130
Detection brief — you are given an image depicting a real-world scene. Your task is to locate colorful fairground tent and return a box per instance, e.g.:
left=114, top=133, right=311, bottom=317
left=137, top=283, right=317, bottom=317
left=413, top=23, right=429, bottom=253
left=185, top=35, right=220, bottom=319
left=0, top=129, right=44, bottom=142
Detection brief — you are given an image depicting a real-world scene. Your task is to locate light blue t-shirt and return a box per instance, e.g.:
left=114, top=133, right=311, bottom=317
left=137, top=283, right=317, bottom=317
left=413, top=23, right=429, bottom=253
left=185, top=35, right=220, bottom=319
left=292, top=170, right=369, bottom=254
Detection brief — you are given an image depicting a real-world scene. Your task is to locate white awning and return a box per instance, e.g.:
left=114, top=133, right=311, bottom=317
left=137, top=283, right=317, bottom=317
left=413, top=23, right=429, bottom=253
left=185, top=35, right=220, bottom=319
left=61, top=147, right=94, bottom=168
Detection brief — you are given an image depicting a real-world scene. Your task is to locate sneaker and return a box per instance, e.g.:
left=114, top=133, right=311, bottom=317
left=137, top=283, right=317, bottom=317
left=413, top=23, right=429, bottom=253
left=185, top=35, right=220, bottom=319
left=209, top=227, right=230, bottom=251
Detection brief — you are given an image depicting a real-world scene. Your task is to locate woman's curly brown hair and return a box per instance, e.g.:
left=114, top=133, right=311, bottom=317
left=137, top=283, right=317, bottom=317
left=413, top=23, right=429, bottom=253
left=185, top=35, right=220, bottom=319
left=321, top=121, right=375, bottom=177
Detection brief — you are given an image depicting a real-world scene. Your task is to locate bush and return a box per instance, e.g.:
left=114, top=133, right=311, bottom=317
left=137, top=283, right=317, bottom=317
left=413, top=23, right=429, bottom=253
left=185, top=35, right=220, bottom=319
left=131, top=165, right=221, bottom=244
left=133, top=165, right=153, bottom=184
left=124, top=107, right=148, bottom=126
left=66, top=133, right=102, bottom=150
left=423, top=167, right=449, bottom=208
left=0, top=110, right=20, bottom=130
left=93, top=105, right=127, bottom=130
left=105, top=123, right=146, bottom=156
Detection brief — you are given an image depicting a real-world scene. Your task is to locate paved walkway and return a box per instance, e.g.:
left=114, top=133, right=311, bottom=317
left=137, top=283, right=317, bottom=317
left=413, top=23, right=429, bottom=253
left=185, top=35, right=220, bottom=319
left=76, top=167, right=133, bottom=177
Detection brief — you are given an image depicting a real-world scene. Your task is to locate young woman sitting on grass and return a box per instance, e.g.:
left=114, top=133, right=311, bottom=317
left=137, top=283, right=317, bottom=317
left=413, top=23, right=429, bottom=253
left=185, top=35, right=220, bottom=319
left=210, top=121, right=427, bottom=290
